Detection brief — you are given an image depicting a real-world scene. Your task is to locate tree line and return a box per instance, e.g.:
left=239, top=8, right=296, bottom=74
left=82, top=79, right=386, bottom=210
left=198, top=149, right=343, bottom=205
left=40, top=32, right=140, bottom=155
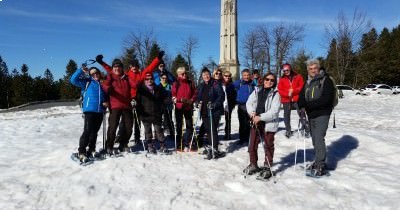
left=1, top=10, right=399, bottom=109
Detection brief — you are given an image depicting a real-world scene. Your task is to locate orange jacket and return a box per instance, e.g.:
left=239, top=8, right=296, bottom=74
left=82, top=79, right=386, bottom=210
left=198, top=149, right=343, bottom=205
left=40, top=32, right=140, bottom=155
left=278, top=72, right=304, bottom=103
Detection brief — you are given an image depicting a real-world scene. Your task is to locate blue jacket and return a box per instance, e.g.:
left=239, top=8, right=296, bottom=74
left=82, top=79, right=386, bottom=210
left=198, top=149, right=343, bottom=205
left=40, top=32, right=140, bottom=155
left=153, top=69, right=176, bottom=86
left=196, top=79, right=225, bottom=117
left=70, top=68, right=106, bottom=113
left=233, top=79, right=255, bottom=104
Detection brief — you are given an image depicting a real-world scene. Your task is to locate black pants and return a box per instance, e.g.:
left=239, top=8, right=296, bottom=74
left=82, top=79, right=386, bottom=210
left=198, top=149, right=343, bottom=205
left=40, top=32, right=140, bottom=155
left=175, top=108, right=193, bottom=148
left=203, top=114, right=220, bottom=150
left=163, top=108, right=174, bottom=136
left=79, top=112, right=104, bottom=154
left=143, top=122, right=165, bottom=149
left=118, top=109, right=140, bottom=141
left=282, top=102, right=309, bottom=133
left=238, top=104, right=251, bottom=143
left=107, top=109, right=133, bottom=150
left=224, top=108, right=233, bottom=139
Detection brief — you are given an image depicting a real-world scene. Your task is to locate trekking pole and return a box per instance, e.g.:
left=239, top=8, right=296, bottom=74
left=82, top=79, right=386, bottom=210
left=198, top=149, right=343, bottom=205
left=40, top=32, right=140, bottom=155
left=294, top=119, right=301, bottom=172
left=256, top=125, right=276, bottom=183
left=189, top=107, right=201, bottom=152
left=333, top=111, right=336, bottom=128
left=103, top=111, right=106, bottom=152
left=208, top=102, right=215, bottom=159
left=133, top=108, right=145, bottom=152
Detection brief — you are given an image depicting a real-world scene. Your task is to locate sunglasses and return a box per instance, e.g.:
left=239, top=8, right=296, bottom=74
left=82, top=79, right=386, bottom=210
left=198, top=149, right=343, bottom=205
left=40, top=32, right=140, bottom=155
left=161, top=77, right=167, bottom=80
left=265, top=78, right=275, bottom=82
left=223, top=75, right=231, bottom=77
left=215, top=72, right=221, bottom=75
left=282, top=69, right=290, bottom=72
left=113, top=65, right=122, bottom=68
left=145, top=78, right=153, bottom=81
left=179, top=73, right=186, bottom=76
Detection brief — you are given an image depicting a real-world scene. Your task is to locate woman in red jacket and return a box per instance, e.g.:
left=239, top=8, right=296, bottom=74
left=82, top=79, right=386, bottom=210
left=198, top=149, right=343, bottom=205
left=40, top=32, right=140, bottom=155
left=172, top=67, right=197, bottom=151
left=277, top=63, right=309, bottom=138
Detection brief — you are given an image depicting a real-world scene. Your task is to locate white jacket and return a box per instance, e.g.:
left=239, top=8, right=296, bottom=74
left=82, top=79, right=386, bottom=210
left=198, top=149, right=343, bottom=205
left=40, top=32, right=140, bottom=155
left=246, top=87, right=281, bottom=132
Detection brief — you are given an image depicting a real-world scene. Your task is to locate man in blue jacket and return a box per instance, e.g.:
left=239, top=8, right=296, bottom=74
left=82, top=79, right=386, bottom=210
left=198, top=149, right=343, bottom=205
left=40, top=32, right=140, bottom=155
left=233, top=69, right=255, bottom=144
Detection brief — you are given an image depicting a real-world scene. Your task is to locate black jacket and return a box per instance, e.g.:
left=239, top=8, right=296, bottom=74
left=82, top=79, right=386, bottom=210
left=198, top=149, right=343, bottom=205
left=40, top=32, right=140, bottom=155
left=298, top=72, right=334, bottom=119
left=136, top=83, right=171, bottom=124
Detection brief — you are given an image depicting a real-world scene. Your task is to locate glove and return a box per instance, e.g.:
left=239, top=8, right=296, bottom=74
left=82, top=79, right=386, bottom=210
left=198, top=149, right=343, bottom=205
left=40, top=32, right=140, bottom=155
left=158, top=51, right=165, bottom=59
left=207, top=102, right=214, bottom=110
left=181, top=98, right=192, bottom=105
left=195, top=101, right=202, bottom=109
left=299, top=108, right=306, bottom=118
left=96, top=54, right=104, bottom=65
left=131, top=99, right=137, bottom=108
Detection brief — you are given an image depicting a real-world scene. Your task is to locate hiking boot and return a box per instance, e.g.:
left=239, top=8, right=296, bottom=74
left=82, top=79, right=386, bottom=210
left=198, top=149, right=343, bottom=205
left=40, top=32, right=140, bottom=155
left=285, top=131, right=293, bottom=138
left=243, top=163, right=260, bottom=175
left=258, top=167, right=272, bottom=180
left=119, top=146, right=131, bottom=153
left=147, top=144, right=157, bottom=154
left=78, top=153, right=88, bottom=163
left=205, top=148, right=226, bottom=160
left=159, top=146, right=171, bottom=155
left=304, top=131, right=310, bottom=138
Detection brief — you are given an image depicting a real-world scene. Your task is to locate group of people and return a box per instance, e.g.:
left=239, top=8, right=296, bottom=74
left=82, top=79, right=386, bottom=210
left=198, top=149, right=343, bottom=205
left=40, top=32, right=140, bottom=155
left=71, top=51, right=335, bottom=178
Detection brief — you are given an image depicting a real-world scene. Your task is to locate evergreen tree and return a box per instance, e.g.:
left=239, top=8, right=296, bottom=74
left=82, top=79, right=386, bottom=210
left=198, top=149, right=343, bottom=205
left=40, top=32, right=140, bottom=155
left=121, top=47, right=140, bottom=70
left=146, top=43, right=160, bottom=66
left=0, top=56, right=11, bottom=108
left=171, top=54, right=194, bottom=81
left=11, top=64, right=33, bottom=105
left=289, top=49, right=310, bottom=79
left=60, top=60, right=79, bottom=99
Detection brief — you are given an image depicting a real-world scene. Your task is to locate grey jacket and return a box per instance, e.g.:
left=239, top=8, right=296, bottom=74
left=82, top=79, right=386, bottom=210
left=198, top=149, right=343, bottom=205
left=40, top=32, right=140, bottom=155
left=246, top=87, right=281, bottom=132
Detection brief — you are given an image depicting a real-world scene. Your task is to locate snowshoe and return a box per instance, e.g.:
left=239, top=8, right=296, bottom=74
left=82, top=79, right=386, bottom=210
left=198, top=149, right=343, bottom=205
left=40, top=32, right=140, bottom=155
left=305, top=162, right=330, bottom=178
left=158, top=147, right=172, bottom=155
left=71, top=153, right=94, bottom=166
left=285, top=131, right=293, bottom=138
left=256, top=167, right=272, bottom=181
left=243, top=163, right=261, bottom=176
left=205, top=148, right=226, bottom=160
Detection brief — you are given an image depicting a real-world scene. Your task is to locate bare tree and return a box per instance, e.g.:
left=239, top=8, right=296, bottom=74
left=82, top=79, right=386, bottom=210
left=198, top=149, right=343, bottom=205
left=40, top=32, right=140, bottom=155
left=241, top=29, right=259, bottom=71
left=124, top=29, right=156, bottom=68
left=325, top=9, right=371, bottom=84
left=272, top=23, right=305, bottom=78
left=241, top=23, right=303, bottom=77
left=180, top=35, right=199, bottom=73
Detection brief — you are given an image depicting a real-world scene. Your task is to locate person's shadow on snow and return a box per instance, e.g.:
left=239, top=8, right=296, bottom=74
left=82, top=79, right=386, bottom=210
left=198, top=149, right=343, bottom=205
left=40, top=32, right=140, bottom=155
left=275, top=135, right=359, bottom=173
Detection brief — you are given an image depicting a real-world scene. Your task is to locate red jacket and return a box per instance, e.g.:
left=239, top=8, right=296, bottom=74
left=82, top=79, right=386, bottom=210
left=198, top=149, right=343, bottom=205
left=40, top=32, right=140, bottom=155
left=126, top=57, right=160, bottom=98
left=101, top=72, right=132, bottom=110
left=278, top=72, right=304, bottom=103
left=102, top=58, right=161, bottom=99
left=172, top=77, right=196, bottom=110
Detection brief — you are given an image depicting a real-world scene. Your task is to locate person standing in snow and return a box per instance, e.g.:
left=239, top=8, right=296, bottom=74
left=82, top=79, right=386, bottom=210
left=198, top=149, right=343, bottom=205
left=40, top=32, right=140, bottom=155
left=298, top=59, right=335, bottom=176
left=70, top=65, right=108, bottom=162
left=172, top=67, right=196, bottom=151
left=233, top=69, right=255, bottom=145
left=221, top=70, right=236, bottom=140
left=97, top=58, right=133, bottom=154
left=195, top=67, right=225, bottom=159
left=278, top=63, right=309, bottom=138
left=136, top=72, right=172, bottom=154
left=153, top=62, right=176, bottom=86
left=244, top=73, right=281, bottom=179
left=159, top=72, right=174, bottom=139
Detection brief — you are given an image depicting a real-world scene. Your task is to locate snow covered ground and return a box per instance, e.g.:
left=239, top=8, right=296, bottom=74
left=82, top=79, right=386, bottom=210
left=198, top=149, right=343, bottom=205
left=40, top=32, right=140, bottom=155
left=1, top=94, right=399, bottom=210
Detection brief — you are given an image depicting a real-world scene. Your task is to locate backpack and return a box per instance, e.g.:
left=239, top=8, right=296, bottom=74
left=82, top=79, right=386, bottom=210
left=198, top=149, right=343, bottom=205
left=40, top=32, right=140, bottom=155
left=321, top=75, right=339, bottom=108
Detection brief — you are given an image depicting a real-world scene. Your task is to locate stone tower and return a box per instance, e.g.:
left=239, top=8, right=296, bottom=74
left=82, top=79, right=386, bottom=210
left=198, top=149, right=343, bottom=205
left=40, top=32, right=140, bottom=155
left=220, top=0, right=240, bottom=79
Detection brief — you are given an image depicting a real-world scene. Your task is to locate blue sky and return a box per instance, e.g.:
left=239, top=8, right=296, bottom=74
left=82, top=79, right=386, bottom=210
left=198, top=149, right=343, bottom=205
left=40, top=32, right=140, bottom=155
left=0, top=0, right=399, bottom=79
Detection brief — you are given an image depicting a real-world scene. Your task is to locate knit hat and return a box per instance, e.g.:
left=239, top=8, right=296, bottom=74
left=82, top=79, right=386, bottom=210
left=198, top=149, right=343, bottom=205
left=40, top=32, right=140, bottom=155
left=112, top=59, right=123, bottom=67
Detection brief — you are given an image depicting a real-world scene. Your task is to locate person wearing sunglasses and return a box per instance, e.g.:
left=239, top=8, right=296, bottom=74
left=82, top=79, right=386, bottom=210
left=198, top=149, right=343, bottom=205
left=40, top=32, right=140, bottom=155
left=159, top=72, right=174, bottom=139
left=153, top=62, right=176, bottom=86
left=136, top=73, right=172, bottom=154
left=245, top=73, right=281, bottom=180
left=70, top=65, right=108, bottom=162
left=212, top=69, right=223, bottom=83
left=171, top=67, right=196, bottom=152
left=221, top=70, right=237, bottom=140
left=195, top=67, right=225, bottom=159
left=277, top=63, right=309, bottom=139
